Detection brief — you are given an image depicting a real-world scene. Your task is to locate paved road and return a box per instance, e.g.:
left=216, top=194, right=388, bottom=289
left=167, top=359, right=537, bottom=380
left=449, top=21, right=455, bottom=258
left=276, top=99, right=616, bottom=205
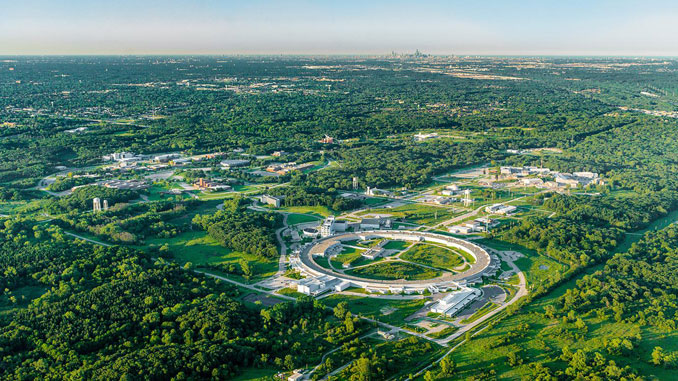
left=194, top=270, right=298, bottom=301
left=63, top=231, right=112, bottom=247
left=436, top=250, right=527, bottom=345
left=274, top=213, right=289, bottom=277
left=307, top=331, right=376, bottom=379
left=431, top=190, right=549, bottom=230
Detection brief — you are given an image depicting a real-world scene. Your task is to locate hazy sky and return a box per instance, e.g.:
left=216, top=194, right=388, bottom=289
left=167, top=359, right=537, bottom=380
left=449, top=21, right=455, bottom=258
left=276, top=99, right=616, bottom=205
left=2, top=0, right=678, bottom=55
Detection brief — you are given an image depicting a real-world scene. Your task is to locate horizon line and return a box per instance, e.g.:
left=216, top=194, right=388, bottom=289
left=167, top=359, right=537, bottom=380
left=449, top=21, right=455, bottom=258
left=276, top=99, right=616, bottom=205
left=1, top=53, right=678, bottom=59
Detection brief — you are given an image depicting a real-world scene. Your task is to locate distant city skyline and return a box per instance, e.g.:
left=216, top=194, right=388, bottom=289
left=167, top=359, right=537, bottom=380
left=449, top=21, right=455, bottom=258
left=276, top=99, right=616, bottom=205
left=2, top=0, right=678, bottom=56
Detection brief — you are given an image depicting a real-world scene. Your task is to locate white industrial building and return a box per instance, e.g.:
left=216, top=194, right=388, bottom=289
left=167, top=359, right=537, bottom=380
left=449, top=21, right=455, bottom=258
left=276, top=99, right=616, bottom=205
left=359, top=218, right=382, bottom=230
left=448, top=222, right=483, bottom=235
left=103, top=152, right=140, bottom=162
left=297, top=275, right=347, bottom=296
left=485, top=203, right=517, bottom=215
left=430, top=289, right=481, bottom=317
left=361, top=239, right=389, bottom=260
left=320, top=216, right=336, bottom=237
left=220, top=159, right=250, bottom=169
left=261, top=194, right=284, bottom=207
left=500, top=166, right=551, bottom=177
left=520, top=178, right=544, bottom=187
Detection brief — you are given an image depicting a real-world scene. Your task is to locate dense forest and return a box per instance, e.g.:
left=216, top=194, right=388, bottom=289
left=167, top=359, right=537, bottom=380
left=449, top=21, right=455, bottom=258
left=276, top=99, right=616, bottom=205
left=2, top=55, right=678, bottom=379
left=192, top=197, right=282, bottom=259
left=0, top=220, right=367, bottom=380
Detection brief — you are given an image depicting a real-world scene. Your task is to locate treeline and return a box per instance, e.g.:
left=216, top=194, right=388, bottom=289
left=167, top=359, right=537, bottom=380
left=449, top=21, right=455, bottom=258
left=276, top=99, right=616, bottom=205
left=543, top=191, right=678, bottom=230
left=309, top=139, right=506, bottom=190
left=192, top=197, right=281, bottom=259
left=557, top=224, right=678, bottom=335
left=45, top=185, right=139, bottom=214
left=514, top=224, right=678, bottom=379
left=46, top=175, right=99, bottom=192
left=268, top=184, right=362, bottom=211
left=498, top=216, right=622, bottom=268
left=56, top=200, right=193, bottom=243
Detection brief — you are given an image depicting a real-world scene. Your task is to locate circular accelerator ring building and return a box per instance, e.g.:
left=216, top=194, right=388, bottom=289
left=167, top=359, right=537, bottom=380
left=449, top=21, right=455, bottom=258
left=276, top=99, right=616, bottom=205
left=291, top=230, right=501, bottom=296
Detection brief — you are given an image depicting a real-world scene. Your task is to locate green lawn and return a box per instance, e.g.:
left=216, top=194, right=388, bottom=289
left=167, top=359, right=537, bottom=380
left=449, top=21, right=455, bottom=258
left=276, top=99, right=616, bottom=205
left=359, top=203, right=457, bottom=225
left=286, top=213, right=322, bottom=225
left=460, top=302, right=498, bottom=324
left=197, top=191, right=239, bottom=200
left=141, top=230, right=277, bottom=281
left=427, top=325, right=459, bottom=339
left=276, top=287, right=305, bottom=298
left=400, top=243, right=465, bottom=271
left=321, top=294, right=428, bottom=326
left=332, top=246, right=365, bottom=267
left=230, top=368, right=279, bottom=380
left=383, top=240, right=411, bottom=250
left=364, top=197, right=390, bottom=206
left=346, top=261, right=440, bottom=281
left=314, top=255, right=333, bottom=270
left=0, top=285, right=48, bottom=317
left=475, top=238, right=568, bottom=290
left=275, top=205, right=335, bottom=217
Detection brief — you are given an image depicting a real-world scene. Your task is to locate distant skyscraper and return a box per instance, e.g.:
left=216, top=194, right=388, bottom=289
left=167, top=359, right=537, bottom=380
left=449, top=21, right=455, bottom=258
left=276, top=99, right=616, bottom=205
left=103, top=200, right=109, bottom=211
left=93, top=197, right=101, bottom=212
left=352, top=177, right=359, bottom=190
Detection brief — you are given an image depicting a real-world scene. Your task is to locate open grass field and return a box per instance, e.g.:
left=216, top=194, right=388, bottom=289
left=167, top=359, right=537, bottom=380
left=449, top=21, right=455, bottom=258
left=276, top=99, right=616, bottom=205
left=197, top=191, right=240, bottom=200
left=448, top=273, right=678, bottom=380
left=475, top=238, right=568, bottom=289
left=359, top=203, right=458, bottom=225
left=0, top=285, right=47, bottom=318
left=229, top=368, right=279, bottom=380
left=460, top=302, right=498, bottom=324
left=141, top=230, right=277, bottom=281
left=383, top=239, right=411, bottom=250
left=346, top=261, right=440, bottom=281
left=332, top=246, right=365, bottom=267
left=442, top=218, right=678, bottom=380
left=275, top=287, right=306, bottom=298
left=314, top=255, right=333, bottom=270
left=321, top=294, right=427, bottom=326
left=400, top=243, right=464, bottom=271
left=274, top=205, right=335, bottom=218
left=286, top=213, right=322, bottom=225
left=427, top=325, right=459, bottom=339
left=364, top=197, right=390, bottom=206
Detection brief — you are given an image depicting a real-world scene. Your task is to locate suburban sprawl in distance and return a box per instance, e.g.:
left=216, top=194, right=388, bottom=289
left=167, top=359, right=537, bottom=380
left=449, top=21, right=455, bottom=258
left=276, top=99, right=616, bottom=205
left=1, top=55, right=678, bottom=380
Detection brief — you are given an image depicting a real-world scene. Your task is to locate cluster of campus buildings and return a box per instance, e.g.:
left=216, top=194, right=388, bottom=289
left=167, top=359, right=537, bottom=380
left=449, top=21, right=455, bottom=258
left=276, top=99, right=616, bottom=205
left=319, top=216, right=392, bottom=238
left=500, top=166, right=603, bottom=189
left=102, top=151, right=227, bottom=170
left=448, top=217, right=499, bottom=234
left=265, top=162, right=314, bottom=175
left=192, top=178, right=232, bottom=192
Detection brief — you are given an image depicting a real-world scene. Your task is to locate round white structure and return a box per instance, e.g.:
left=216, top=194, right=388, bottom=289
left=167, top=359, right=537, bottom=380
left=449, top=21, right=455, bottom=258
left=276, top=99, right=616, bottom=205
left=294, top=230, right=496, bottom=294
